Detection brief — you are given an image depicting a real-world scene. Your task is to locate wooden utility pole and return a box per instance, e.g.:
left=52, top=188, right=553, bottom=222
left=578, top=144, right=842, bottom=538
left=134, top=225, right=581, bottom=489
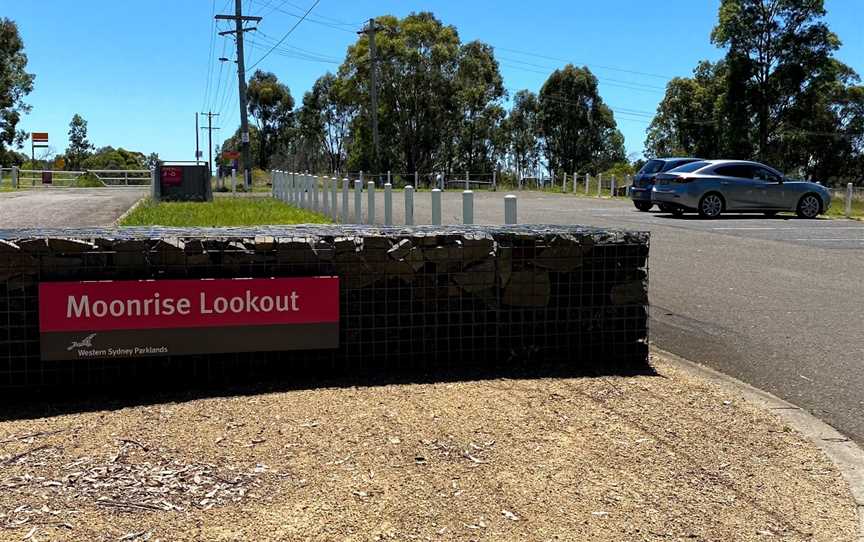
left=216, top=2, right=260, bottom=189
left=358, top=18, right=384, bottom=174
left=195, top=112, right=200, bottom=162
left=200, top=111, right=220, bottom=180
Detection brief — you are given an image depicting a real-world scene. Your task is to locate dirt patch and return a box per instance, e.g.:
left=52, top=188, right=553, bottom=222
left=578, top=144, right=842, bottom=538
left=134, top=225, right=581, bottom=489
left=0, top=356, right=857, bottom=541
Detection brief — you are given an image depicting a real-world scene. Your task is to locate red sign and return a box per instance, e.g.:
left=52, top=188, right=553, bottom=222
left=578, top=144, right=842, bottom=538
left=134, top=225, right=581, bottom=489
left=38, top=277, right=340, bottom=360
left=32, top=132, right=48, bottom=142
left=160, top=166, right=183, bottom=186
left=42, top=171, right=53, bottom=184
left=222, top=150, right=240, bottom=160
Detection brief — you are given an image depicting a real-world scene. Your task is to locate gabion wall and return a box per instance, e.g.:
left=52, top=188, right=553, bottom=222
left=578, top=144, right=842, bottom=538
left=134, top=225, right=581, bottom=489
left=0, top=225, right=649, bottom=392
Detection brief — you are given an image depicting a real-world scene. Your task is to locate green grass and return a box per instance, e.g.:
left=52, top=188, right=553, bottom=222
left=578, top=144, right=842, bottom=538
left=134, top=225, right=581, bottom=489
left=71, top=173, right=106, bottom=188
left=825, top=198, right=864, bottom=219
left=120, top=197, right=331, bottom=227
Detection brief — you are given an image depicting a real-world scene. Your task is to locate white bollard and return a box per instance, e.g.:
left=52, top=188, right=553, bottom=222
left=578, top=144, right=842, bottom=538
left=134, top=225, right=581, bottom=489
left=610, top=175, right=617, bottom=198
left=492, top=170, right=497, bottom=191
left=504, top=194, right=517, bottom=224
left=12, top=166, right=18, bottom=189
left=354, top=180, right=362, bottom=223
left=342, top=178, right=349, bottom=222
left=562, top=172, right=567, bottom=193
left=322, top=177, right=330, bottom=214
left=384, top=183, right=393, bottom=225
left=387, top=170, right=391, bottom=187
left=584, top=173, right=589, bottom=194
left=462, top=190, right=474, bottom=225
left=232, top=168, right=237, bottom=193
left=289, top=172, right=294, bottom=203
left=367, top=181, right=376, bottom=224
left=414, top=171, right=419, bottom=189
left=573, top=172, right=578, bottom=193
left=597, top=173, right=602, bottom=197
left=313, top=175, right=320, bottom=211
left=330, top=178, right=338, bottom=221
left=302, top=173, right=308, bottom=206
left=846, top=183, right=853, bottom=218
left=431, top=188, right=442, bottom=225
left=405, top=185, right=415, bottom=225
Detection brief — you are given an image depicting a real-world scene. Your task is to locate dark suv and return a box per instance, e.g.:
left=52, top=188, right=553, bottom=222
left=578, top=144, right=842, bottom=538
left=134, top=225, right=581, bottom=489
left=630, top=157, right=703, bottom=211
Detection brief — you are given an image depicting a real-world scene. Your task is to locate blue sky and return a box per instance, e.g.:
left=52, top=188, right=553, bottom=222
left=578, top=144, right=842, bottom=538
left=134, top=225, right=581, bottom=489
left=5, top=0, right=863, bottom=163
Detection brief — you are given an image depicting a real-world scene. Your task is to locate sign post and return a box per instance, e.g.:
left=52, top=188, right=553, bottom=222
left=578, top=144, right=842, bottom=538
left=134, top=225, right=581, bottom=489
left=31, top=132, right=49, bottom=186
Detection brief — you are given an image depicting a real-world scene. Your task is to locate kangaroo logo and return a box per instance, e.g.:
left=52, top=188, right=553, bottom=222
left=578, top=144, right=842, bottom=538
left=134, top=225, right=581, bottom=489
left=67, top=333, right=97, bottom=351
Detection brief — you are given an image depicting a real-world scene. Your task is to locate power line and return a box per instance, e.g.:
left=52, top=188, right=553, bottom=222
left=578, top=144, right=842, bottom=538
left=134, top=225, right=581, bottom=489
left=208, top=36, right=230, bottom=113
left=246, top=0, right=321, bottom=71
left=248, top=0, right=356, bottom=32
left=499, top=61, right=665, bottom=94
left=247, top=35, right=340, bottom=64
left=202, top=0, right=218, bottom=111
left=498, top=56, right=667, bottom=91
left=496, top=46, right=674, bottom=81
left=255, top=31, right=342, bottom=61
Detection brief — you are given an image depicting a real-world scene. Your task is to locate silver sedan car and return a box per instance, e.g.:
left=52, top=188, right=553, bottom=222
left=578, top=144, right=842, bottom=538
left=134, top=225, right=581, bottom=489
left=650, top=160, right=832, bottom=218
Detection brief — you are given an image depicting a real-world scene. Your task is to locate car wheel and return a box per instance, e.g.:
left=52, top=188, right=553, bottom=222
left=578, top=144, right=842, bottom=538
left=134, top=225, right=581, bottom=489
left=796, top=194, right=822, bottom=219
left=698, top=193, right=724, bottom=219
left=633, top=201, right=653, bottom=212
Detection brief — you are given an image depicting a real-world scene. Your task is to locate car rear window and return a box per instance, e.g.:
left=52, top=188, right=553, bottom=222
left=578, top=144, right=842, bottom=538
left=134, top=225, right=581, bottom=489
left=668, top=160, right=709, bottom=173
left=639, top=160, right=666, bottom=175
left=662, top=159, right=698, bottom=171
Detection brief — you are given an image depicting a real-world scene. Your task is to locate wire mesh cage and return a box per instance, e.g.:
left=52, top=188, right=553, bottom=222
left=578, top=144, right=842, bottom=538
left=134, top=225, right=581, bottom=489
left=0, top=225, right=649, bottom=393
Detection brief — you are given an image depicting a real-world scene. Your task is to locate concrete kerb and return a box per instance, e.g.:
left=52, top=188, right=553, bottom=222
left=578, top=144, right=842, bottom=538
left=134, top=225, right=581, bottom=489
left=111, top=196, right=146, bottom=226
left=654, top=346, right=864, bottom=540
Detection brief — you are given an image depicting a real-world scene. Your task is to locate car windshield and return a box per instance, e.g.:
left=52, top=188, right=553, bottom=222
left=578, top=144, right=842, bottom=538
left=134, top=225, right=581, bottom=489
left=639, top=160, right=666, bottom=175
left=667, top=160, right=710, bottom=173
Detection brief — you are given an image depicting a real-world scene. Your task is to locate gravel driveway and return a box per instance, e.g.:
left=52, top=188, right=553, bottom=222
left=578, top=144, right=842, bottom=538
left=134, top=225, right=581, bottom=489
left=0, top=188, right=145, bottom=228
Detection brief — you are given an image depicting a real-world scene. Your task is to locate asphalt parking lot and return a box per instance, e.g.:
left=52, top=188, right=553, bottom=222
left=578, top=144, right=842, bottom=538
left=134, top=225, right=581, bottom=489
left=370, top=190, right=864, bottom=443
left=0, top=187, right=146, bottom=228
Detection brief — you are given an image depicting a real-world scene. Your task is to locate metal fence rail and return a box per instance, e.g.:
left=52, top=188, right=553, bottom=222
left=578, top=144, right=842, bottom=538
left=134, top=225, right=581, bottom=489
left=0, top=167, right=151, bottom=188
left=88, top=169, right=152, bottom=185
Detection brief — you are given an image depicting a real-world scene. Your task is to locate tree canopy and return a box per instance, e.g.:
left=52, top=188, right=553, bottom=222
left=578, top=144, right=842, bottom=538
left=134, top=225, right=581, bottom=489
left=65, top=113, right=93, bottom=170
left=0, top=18, right=34, bottom=165
left=538, top=65, right=626, bottom=175
left=647, top=0, right=863, bottom=182
left=263, top=12, right=625, bottom=179
left=247, top=70, right=294, bottom=170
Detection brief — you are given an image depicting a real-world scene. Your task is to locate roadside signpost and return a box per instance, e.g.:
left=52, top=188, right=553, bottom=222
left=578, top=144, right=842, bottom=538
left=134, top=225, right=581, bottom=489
left=31, top=132, right=49, bottom=186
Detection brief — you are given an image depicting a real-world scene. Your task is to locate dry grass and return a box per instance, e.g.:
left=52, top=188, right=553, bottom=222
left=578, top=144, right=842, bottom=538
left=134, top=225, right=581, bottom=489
left=0, top=356, right=857, bottom=541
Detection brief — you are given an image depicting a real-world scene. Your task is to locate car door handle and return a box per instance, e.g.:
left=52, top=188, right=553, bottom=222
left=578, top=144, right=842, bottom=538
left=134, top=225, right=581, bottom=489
left=720, top=181, right=730, bottom=185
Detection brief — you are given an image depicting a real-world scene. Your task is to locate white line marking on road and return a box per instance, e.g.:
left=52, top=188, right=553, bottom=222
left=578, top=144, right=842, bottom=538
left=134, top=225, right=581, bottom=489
left=712, top=226, right=864, bottom=231
left=792, top=238, right=864, bottom=241
left=712, top=227, right=783, bottom=230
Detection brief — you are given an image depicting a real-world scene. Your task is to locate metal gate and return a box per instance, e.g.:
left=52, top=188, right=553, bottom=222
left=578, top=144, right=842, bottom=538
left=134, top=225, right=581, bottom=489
left=1, top=168, right=152, bottom=188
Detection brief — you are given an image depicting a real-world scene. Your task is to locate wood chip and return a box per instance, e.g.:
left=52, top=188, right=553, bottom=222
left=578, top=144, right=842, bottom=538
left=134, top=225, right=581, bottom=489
left=502, top=510, right=520, bottom=521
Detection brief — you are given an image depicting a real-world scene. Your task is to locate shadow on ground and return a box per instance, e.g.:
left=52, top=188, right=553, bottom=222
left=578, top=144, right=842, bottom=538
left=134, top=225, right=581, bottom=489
left=0, top=355, right=657, bottom=423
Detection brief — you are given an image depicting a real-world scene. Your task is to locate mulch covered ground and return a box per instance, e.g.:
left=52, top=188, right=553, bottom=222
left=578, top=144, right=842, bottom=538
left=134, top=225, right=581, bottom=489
left=0, top=355, right=857, bottom=541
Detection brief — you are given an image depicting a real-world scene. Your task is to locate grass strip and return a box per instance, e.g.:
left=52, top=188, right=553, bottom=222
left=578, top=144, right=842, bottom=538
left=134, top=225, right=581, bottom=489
left=119, top=197, right=331, bottom=227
